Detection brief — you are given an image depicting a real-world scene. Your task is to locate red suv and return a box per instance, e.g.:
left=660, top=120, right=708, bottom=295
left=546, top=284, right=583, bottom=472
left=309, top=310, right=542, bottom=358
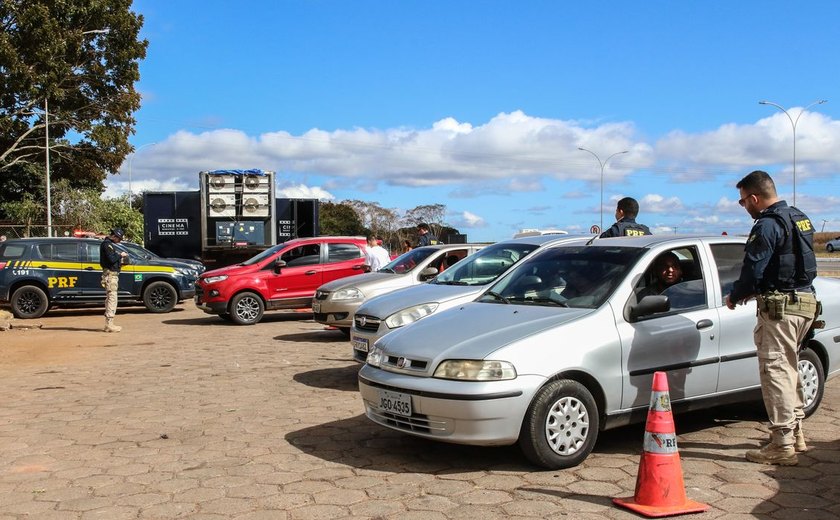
left=195, top=236, right=368, bottom=324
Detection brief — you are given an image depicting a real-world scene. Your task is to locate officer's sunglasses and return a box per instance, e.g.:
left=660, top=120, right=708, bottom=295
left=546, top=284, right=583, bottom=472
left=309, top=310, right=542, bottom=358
left=738, top=193, right=757, bottom=207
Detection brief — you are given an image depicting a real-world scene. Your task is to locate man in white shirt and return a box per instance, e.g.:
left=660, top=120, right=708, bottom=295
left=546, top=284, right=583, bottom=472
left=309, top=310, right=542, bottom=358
left=364, top=235, right=391, bottom=272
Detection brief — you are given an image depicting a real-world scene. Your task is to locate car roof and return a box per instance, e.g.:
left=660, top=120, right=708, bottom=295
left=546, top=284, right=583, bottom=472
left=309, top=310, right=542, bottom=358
left=584, top=234, right=746, bottom=248
left=494, top=234, right=589, bottom=247
left=1, top=237, right=101, bottom=244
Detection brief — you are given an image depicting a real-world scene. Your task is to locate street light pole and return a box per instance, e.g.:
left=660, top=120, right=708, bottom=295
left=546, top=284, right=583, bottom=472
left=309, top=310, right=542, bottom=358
left=758, top=99, right=828, bottom=206
left=578, top=147, right=629, bottom=230
left=127, top=142, right=156, bottom=209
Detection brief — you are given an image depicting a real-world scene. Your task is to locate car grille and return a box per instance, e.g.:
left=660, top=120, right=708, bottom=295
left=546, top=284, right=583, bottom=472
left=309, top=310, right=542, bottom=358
left=366, top=406, right=447, bottom=435
left=314, top=290, right=330, bottom=300
left=380, top=355, right=428, bottom=372
left=354, top=314, right=381, bottom=332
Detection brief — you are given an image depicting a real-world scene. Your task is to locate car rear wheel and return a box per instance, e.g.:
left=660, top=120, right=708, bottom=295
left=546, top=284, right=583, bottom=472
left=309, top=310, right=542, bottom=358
left=11, top=285, right=49, bottom=319
left=519, top=379, right=599, bottom=469
left=229, top=292, right=264, bottom=325
left=800, top=348, right=825, bottom=417
left=828, top=244, right=835, bottom=253
left=143, top=281, right=178, bottom=313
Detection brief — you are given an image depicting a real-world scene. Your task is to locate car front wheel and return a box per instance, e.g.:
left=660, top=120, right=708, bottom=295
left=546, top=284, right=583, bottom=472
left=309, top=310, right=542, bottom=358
left=827, top=244, right=835, bottom=253
left=229, top=292, right=264, bottom=325
left=11, top=285, right=49, bottom=319
left=800, top=348, right=825, bottom=417
left=519, top=379, right=599, bottom=469
left=143, top=281, right=178, bottom=313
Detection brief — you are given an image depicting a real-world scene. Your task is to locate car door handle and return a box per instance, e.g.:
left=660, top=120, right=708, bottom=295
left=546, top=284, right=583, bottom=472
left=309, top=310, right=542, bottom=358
left=85, top=266, right=95, bottom=271
left=696, top=319, right=714, bottom=330
left=38, top=264, right=48, bottom=269
left=305, top=270, right=317, bottom=275
left=352, top=265, right=364, bottom=270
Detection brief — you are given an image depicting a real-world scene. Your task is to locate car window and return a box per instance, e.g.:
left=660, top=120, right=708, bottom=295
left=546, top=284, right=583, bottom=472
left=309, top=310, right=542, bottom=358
left=710, top=243, right=745, bottom=300
left=281, top=243, right=321, bottom=267
left=36, top=242, right=79, bottom=262
left=326, top=243, right=363, bottom=263
left=481, top=245, right=645, bottom=309
left=0, top=244, right=26, bottom=260
left=428, top=249, right=467, bottom=274
left=81, top=242, right=100, bottom=263
left=433, top=242, right=539, bottom=286
left=380, top=247, right=437, bottom=274
left=632, top=247, right=707, bottom=313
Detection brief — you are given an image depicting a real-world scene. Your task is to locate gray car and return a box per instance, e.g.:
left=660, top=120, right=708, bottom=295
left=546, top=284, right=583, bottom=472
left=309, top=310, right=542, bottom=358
left=350, top=235, right=585, bottom=362
left=358, top=235, right=840, bottom=469
left=313, top=243, right=484, bottom=334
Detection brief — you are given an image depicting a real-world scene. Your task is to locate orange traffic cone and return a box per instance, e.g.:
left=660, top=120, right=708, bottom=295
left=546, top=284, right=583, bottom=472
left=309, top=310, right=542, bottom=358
left=613, top=371, right=709, bottom=517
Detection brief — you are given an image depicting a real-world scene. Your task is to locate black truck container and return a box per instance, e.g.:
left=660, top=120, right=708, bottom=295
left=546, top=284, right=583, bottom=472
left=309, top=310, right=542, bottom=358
left=144, top=186, right=319, bottom=267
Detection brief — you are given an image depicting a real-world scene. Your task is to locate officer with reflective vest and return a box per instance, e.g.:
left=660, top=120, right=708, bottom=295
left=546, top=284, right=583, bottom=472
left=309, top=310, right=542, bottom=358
left=599, top=197, right=652, bottom=238
left=726, top=170, right=819, bottom=466
left=100, top=228, right=128, bottom=333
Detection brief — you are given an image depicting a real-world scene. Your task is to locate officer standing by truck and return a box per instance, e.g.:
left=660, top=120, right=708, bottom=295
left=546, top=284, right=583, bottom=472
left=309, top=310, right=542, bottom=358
left=100, top=228, right=129, bottom=333
left=725, top=170, right=819, bottom=466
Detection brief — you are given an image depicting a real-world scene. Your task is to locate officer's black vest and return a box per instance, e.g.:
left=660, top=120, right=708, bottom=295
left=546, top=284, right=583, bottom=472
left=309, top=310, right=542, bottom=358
left=614, top=220, right=651, bottom=237
left=759, top=205, right=816, bottom=291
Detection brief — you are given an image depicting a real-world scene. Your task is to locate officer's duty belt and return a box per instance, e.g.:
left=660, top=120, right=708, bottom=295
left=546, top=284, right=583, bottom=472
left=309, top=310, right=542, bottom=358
left=756, top=290, right=818, bottom=320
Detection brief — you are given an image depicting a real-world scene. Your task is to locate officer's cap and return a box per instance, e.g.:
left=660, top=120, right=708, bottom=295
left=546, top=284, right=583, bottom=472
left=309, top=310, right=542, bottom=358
left=110, top=228, right=125, bottom=240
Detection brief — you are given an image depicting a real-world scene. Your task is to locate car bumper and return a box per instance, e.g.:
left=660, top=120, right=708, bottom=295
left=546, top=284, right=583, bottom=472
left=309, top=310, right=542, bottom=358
left=195, top=297, right=228, bottom=314
left=358, top=364, right=544, bottom=446
left=312, top=299, right=360, bottom=327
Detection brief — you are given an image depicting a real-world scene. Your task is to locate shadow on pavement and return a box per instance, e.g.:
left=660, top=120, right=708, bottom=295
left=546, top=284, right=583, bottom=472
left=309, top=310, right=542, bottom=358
left=294, top=364, right=361, bottom=391
left=274, top=329, right=349, bottom=343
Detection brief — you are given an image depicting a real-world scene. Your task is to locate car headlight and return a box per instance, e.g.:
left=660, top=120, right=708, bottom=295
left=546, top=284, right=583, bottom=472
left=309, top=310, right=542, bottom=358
left=202, top=275, right=228, bottom=284
left=433, top=360, right=517, bottom=381
left=366, top=345, right=385, bottom=367
left=384, top=303, right=439, bottom=329
left=332, top=287, right=364, bottom=301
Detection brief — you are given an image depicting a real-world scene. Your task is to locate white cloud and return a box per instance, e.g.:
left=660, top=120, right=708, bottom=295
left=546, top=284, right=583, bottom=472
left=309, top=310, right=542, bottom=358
left=452, top=210, right=487, bottom=229
left=640, top=193, right=684, bottom=213
left=277, top=184, right=335, bottom=200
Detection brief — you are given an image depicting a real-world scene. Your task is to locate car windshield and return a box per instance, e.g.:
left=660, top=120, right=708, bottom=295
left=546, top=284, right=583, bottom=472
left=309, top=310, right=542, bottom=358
left=431, top=241, right=538, bottom=286
left=118, top=242, right=159, bottom=260
left=379, top=247, right=437, bottom=274
left=479, top=245, right=645, bottom=309
left=240, top=244, right=285, bottom=266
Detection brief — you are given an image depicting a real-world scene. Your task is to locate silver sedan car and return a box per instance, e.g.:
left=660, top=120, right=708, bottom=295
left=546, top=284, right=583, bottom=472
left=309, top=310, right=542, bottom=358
left=358, top=235, right=840, bottom=469
left=350, top=235, right=585, bottom=362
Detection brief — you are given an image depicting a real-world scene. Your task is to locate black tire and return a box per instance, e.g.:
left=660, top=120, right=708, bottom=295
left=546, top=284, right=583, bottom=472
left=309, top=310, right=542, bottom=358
left=337, top=327, right=351, bottom=338
left=11, top=285, right=49, bottom=319
left=828, top=244, right=835, bottom=253
left=519, top=379, right=599, bottom=469
left=800, top=348, right=825, bottom=417
left=143, top=281, right=178, bottom=313
left=229, top=292, right=264, bottom=325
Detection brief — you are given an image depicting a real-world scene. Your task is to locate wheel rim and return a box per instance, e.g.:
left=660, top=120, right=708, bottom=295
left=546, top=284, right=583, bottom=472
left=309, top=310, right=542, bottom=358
left=544, top=396, right=589, bottom=456
left=799, top=358, right=819, bottom=407
left=149, top=286, right=174, bottom=309
left=235, top=296, right=260, bottom=322
left=17, top=290, right=43, bottom=315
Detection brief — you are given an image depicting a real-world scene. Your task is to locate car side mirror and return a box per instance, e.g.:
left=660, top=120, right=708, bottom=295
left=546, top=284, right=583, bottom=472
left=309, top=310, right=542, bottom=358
left=629, top=295, right=670, bottom=321
left=419, top=266, right=439, bottom=280
left=274, top=259, right=286, bottom=273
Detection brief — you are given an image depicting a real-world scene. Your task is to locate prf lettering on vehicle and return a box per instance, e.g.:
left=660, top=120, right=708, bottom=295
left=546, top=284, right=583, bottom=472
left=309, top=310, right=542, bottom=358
left=48, top=277, right=79, bottom=288
left=625, top=229, right=647, bottom=237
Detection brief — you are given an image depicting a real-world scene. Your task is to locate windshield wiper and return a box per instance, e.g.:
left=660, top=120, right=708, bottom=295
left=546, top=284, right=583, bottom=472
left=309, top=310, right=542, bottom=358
left=484, top=291, right=510, bottom=304
left=523, top=297, right=569, bottom=307
left=379, top=267, right=395, bottom=273
left=434, top=280, right=468, bottom=286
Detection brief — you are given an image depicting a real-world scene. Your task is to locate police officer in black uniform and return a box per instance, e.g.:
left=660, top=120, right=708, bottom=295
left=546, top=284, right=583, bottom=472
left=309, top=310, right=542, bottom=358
left=599, top=197, right=652, bottom=238
left=100, top=228, right=128, bottom=332
left=416, top=223, right=439, bottom=247
left=725, top=170, right=819, bottom=466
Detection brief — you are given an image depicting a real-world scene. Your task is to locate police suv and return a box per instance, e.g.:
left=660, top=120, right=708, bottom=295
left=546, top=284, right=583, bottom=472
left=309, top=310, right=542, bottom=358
left=0, top=238, right=198, bottom=319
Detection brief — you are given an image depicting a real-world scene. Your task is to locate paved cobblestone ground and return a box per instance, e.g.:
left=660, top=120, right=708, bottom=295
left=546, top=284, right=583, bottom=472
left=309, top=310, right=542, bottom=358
left=1, top=304, right=839, bottom=519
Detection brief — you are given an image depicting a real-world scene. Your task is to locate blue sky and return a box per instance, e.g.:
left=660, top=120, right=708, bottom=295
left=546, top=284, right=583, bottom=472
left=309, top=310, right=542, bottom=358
left=109, top=1, right=840, bottom=242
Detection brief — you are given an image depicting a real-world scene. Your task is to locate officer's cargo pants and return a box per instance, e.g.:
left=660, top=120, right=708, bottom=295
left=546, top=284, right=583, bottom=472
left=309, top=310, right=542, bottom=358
left=101, top=269, right=119, bottom=319
left=754, top=292, right=817, bottom=447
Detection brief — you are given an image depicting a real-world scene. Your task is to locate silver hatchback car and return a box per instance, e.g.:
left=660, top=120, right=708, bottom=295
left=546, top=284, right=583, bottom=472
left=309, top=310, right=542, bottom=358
left=358, top=235, right=840, bottom=469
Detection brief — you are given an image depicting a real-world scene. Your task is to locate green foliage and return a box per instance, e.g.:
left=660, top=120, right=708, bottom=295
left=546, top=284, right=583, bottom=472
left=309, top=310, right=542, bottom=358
left=0, top=0, right=148, bottom=210
left=319, top=202, right=368, bottom=236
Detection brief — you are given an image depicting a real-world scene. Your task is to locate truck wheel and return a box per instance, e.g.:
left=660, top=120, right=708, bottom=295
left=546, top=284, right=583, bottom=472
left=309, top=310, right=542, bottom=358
left=229, top=292, right=264, bottom=325
left=143, top=281, right=178, bottom=313
left=11, top=285, right=49, bottom=319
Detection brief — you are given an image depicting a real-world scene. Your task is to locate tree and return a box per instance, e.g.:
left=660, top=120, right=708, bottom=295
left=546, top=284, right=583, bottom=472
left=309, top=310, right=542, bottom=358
left=318, top=202, right=368, bottom=236
left=343, top=199, right=400, bottom=247
left=403, top=203, right=448, bottom=243
left=0, top=0, right=148, bottom=211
